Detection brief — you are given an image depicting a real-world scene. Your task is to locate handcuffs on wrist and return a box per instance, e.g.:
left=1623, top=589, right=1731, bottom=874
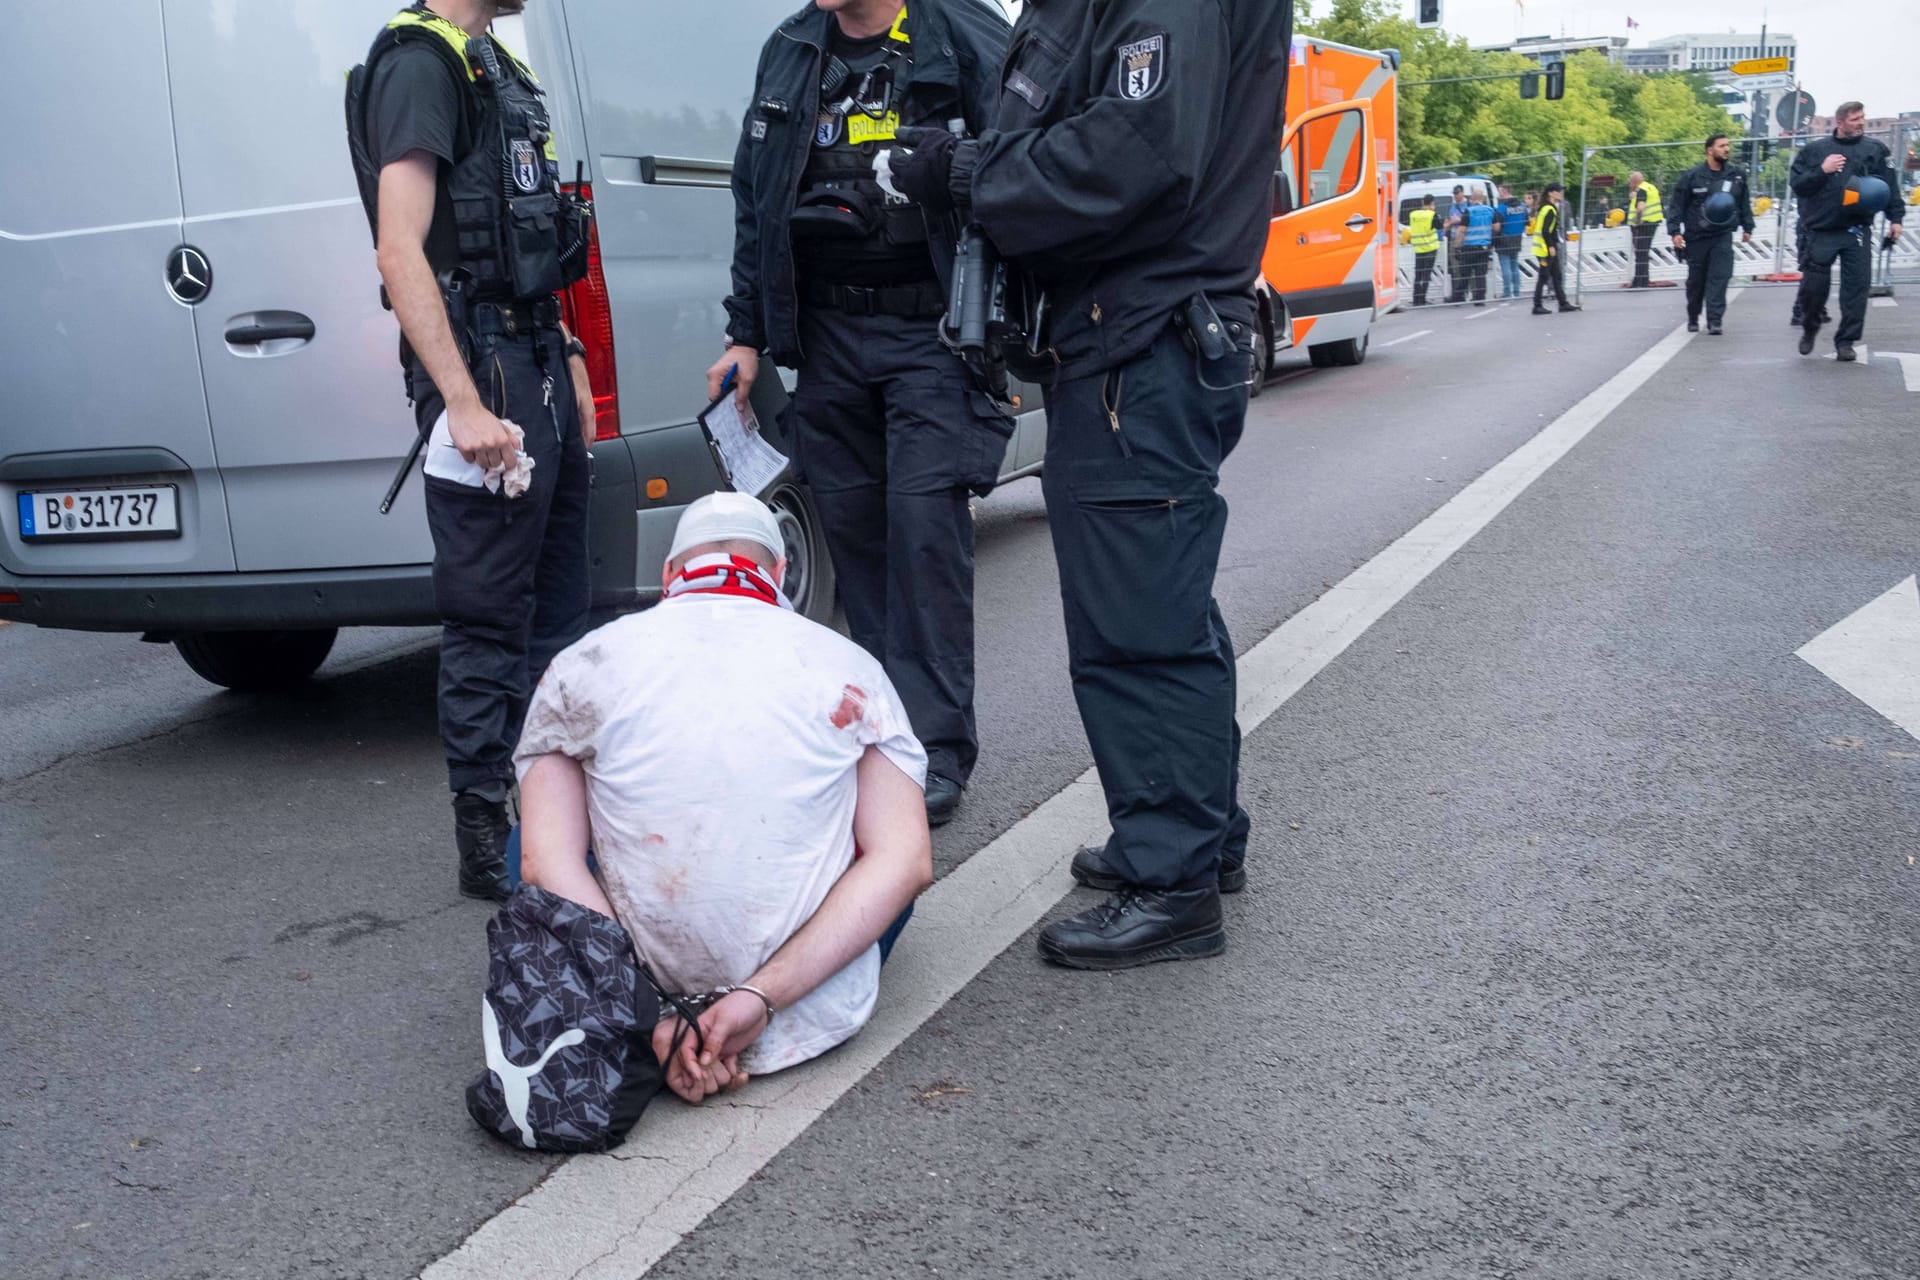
left=666, top=983, right=776, bottom=1029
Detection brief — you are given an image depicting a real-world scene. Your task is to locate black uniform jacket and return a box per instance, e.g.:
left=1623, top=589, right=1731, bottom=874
left=1790, top=133, right=1906, bottom=233
left=723, top=0, right=1010, bottom=366
left=966, top=0, right=1291, bottom=379
left=1665, top=162, right=1755, bottom=239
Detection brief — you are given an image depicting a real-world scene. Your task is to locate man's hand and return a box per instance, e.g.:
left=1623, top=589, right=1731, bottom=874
left=1890, top=223, right=1906, bottom=244
left=885, top=126, right=958, bottom=215
left=568, top=351, right=595, bottom=450
left=705, top=345, right=758, bottom=411
left=447, top=398, right=518, bottom=472
left=652, top=1017, right=745, bottom=1104
left=1822, top=153, right=1847, bottom=175
left=1671, top=234, right=1685, bottom=251
left=1742, top=231, right=1753, bottom=244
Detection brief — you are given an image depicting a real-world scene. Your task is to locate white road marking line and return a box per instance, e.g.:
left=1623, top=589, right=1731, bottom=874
left=1797, top=577, right=1920, bottom=741
left=1377, top=330, right=1432, bottom=348
left=1876, top=351, right=1920, bottom=392
left=1465, top=306, right=1500, bottom=320
left=424, top=311, right=1709, bottom=1280
left=1870, top=297, right=1897, bottom=308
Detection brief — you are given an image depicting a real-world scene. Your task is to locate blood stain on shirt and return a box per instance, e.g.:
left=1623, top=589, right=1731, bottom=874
left=829, top=685, right=868, bottom=730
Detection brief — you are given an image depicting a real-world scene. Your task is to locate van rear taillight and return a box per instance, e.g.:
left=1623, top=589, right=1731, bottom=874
left=560, top=183, right=620, bottom=441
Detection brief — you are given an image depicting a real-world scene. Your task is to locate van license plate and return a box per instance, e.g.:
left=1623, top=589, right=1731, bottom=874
left=18, top=486, right=180, bottom=541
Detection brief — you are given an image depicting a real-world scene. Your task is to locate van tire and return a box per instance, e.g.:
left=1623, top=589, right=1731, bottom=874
left=762, top=481, right=838, bottom=626
left=1308, top=333, right=1368, bottom=369
left=173, top=628, right=338, bottom=691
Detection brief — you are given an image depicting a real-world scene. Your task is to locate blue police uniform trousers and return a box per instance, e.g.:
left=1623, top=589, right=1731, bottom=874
left=1042, top=321, right=1252, bottom=891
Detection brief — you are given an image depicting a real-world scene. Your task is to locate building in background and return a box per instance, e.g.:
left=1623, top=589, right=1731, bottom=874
left=1472, top=34, right=1627, bottom=65
left=1628, top=33, right=1797, bottom=78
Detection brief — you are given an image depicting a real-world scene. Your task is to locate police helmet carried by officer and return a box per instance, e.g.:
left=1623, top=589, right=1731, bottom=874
left=1702, top=191, right=1738, bottom=229
left=1843, top=176, right=1892, bottom=221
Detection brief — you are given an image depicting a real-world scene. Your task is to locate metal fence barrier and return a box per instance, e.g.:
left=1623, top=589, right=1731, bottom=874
left=1394, top=152, right=1566, bottom=311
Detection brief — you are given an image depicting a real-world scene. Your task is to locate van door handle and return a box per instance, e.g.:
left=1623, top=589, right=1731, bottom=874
left=224, top=313, right=315, bottom=345
left=1344, top=215, right=1374, bottom=231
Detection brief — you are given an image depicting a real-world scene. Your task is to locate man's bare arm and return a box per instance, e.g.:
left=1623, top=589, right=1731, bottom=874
left=675, top=747, right=934, bottom=1085
left=375, top=152, right=517, bottom=471
left=517, top=752, right=617, bottom=920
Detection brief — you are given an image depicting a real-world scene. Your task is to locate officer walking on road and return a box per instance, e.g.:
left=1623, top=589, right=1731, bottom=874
left=1409, top=195, right=1440, bottom=306
left=1531, top=183, right=1579, bottom=314
left=1628, top=169, right=1663, bottom=288
left=1791, top=102, right=1905, bottom=362
left=1667, top=133, right=1754, bottom=335
left=886, top=0, right=1291, bottom=969
left=709, top=0, right=1011, bottom=828
left=349, top=0, right=597, bottom=900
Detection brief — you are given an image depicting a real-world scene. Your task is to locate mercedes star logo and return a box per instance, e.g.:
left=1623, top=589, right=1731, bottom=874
left=165, top=245, right=213, bottom=306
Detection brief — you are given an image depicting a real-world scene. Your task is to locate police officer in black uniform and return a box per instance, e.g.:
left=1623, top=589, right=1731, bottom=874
left=889, top=0, right=1291, bottom=968
left=710, top=0, right=1011, bottom=826
left=1666, top=133, right=1754, bottom=335
left=350, top=0, right=596, bottom=899
left=1790, top=101, right=1905, bottom=362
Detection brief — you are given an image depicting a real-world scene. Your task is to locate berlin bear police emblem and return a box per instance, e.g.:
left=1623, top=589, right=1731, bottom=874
left=510, top=138, right=540, bottom=193
left=1116, top=34, right=1165, bottom=100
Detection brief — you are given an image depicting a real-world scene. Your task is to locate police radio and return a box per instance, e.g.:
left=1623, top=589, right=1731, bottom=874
left=933, top=122, right=1023, bottom=404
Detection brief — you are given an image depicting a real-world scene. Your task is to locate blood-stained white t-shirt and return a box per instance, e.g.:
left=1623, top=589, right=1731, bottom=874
left=513, top=592, right=927, bottom=1074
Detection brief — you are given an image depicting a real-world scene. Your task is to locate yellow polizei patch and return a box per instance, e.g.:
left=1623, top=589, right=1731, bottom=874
left=848, top=111, right=901, bottom=146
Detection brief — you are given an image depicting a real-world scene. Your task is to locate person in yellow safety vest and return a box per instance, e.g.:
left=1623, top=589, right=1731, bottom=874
left=1531, top=182, right=1578, bottom=313
left=1628, top=170, right=1664, bottom=287
left=1408, top=195, right=1441, bottom=306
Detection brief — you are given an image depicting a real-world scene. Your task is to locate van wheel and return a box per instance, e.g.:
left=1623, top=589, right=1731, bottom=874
left=1309, top=334, right=1368, bottom=368
left=1248, top=312, right=1274, bottom=398
left=763, top=481, right=838, bottom=625
left=174, top=629, right=338, bottom=691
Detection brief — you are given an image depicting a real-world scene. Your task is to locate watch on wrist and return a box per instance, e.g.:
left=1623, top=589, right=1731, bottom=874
left=563, top=336, right=587, bottom=362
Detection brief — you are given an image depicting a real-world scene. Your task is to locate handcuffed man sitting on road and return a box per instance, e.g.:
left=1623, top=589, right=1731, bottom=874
left=511, top=493, right=934, bottom=1103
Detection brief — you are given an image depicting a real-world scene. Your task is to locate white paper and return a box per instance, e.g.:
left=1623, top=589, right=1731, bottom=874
left=423, top=411, right=533, bottom=497
left=703, top=395, right=789, bottom=498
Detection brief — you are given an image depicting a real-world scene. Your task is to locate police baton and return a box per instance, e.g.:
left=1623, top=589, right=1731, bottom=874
left=379, top=429, right=428, bottom=515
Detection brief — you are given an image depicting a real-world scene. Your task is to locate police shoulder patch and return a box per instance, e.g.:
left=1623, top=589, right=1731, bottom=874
left=509, top=138, right=540, bottom=193
left=1116, top=33, right=1166, bottom=101
left=816, top=113, right=844, bottom=148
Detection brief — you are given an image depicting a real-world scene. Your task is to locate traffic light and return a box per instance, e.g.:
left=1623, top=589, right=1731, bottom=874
left=1519, top=71, right=1540, bottom=99
left=1416, top=0, right=1441, bottom=29
left=1544, top=60, right=1566, bottom=100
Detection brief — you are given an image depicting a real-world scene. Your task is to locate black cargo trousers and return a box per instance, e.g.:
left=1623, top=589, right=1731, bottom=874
left=1796, top=226, right=1873, bottom=345
left=1684, top=233, right=1735, bottom=326
left=1042, top=320, right=1253, bottom=892
left=412, top=316, right=592, bottom=797
left=788, top=304, right=1014, bottom=787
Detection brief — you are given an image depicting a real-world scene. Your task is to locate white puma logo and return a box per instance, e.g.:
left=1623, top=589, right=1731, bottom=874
left=481, top=996, right=587, bottom=1149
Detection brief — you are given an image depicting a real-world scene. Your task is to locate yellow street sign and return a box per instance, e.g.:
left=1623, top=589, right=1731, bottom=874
left=1731, top=56, right=1790, bottom=76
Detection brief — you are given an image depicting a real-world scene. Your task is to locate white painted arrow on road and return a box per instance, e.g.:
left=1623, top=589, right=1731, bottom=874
left=1797, top=576, right=1920, bottom=742
left=1876, top=351, right=1920, bottom=392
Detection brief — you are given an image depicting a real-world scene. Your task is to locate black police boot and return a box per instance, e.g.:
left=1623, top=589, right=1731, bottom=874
left=1797, top=326, right=1819, bottom=356
left=1835, top=342, right=1857, bottom=362
left=1788, top=306, right=1803, bottom=327
left=1558, top=303, right=1582, bottom=313
left=1531, top=305, right=1552, bottom=315
left=1070, top=844, right=1246, bottom=895
left=1038, top=887, right=1225, bottom=971
left=925, top=773, right=963, bottom=828
left=453, top=791, right=512, bottom=902
left=1707, top=322, right=1723, bottom=335
left=1686, top=317, right=1700, bottom=332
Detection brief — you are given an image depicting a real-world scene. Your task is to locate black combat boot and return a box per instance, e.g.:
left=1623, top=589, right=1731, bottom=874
left=1070, top=844, right=1246, bottom=895
left=453, top=791, right=512, bottom=902
left=924, top=773, right=963, bottom=827
left=1038, top=886, right=1225, bottom=970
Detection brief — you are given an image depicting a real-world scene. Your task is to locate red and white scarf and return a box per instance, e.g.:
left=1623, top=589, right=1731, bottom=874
left=663, top=553, right=790, bottom=610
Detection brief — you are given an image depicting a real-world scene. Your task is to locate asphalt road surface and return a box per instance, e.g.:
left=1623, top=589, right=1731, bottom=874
left=4, top=287, right=1916, bottom=1280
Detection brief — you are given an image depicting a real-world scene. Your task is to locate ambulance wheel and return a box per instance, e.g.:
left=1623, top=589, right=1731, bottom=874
left=174, top=628, right=338, bottom=691
left=1309, top=334, right=1368, bottom=368
left=764, top=480, right=838, bottom=626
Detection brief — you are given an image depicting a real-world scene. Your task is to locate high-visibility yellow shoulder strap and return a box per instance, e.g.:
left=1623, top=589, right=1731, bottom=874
left=384, top=7, right=539, bottom=84
left=888, top=3, right=911, bottom=45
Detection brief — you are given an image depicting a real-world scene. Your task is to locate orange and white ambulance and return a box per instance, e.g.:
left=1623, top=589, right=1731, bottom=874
left=1256, top=35, right=1400, bottom=373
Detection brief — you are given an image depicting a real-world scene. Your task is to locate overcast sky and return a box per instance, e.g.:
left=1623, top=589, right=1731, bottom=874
left=1407, top=0, right=1916, bottom=119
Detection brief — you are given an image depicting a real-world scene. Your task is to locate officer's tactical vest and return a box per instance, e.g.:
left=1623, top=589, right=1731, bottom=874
left=1634, top=180, right=1664, bottom=226
left=344, top=4, right=588, bottom=303
left=1531, top=205, right=1558, bottom=258
left=1408, top=209, right=1439, bottom=254
left=789, top=6, right=934, bottom=283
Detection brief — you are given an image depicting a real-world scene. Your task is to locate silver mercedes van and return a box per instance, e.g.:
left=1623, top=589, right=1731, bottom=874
left=0, top=0, right=1045, bottom=688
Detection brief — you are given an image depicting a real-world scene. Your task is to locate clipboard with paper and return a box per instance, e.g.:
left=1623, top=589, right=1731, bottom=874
left=696, top=388, right=790, bottom=499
